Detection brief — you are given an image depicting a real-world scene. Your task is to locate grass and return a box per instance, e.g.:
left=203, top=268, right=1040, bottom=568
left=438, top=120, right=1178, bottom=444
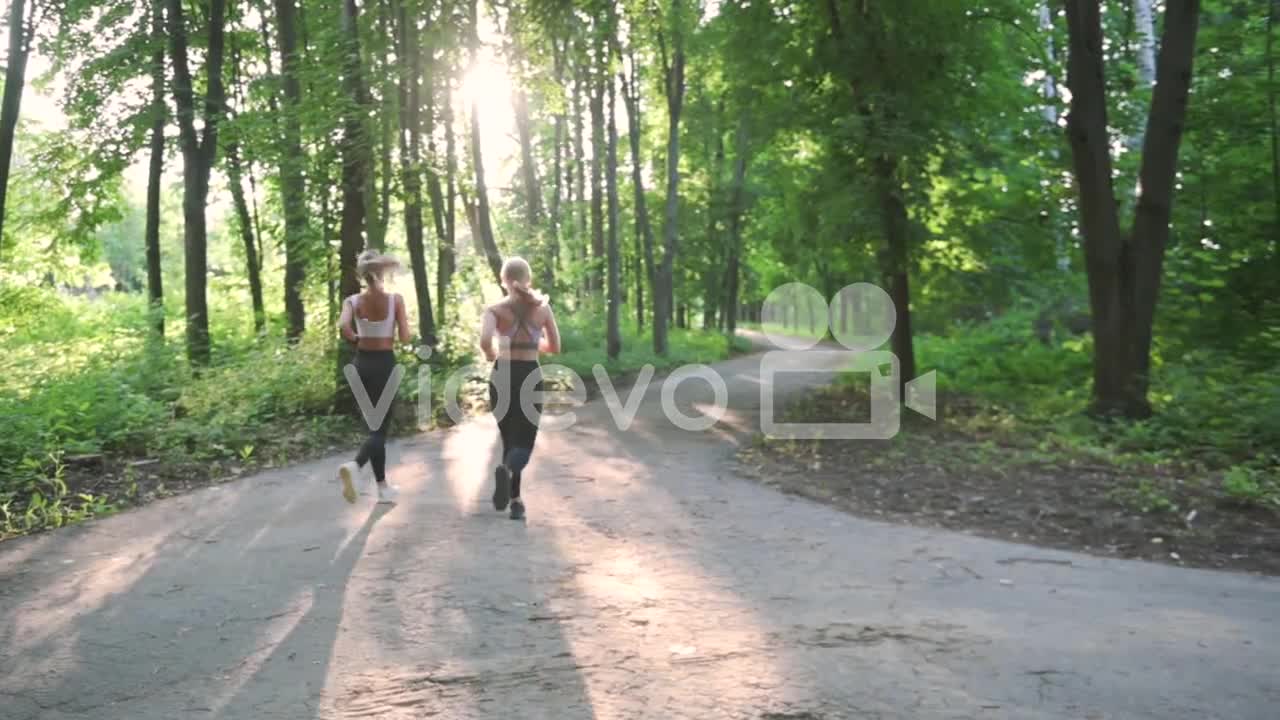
left=757, top=305, right=1280, bottom=514
left=0, top=285, right=747, bottom=538
left=907, top=309, right=1280, bottom=510
left=743, top=342, right=1280, bottom=574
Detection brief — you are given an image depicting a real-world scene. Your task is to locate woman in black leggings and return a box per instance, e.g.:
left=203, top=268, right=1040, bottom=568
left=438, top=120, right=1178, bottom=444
left=479, top=257, right=561, bottom=520
left=336, top=250, right=411, bottom=504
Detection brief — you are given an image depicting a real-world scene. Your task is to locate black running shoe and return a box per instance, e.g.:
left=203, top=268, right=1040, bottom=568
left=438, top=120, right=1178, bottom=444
left=509, top=499, right=525, bottom=520
left=492, top=465, right=511, bottom=511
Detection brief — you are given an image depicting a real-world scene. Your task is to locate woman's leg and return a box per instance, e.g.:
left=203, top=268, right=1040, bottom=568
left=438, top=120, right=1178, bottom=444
left=490, top=369, right=517, bottom=510
left=358, top=424, right=389, bottom=481
left=354, top=352, right=394, bottom=483
left=505, top=366, right=542, bottom=500
left=505, top=416, right=537, bottom=498
left=490, top=376, right=516, bottom=465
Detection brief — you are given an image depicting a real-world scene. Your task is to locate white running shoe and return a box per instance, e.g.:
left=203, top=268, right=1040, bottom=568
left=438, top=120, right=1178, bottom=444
left=376, top=483, right=399, bottom=504
left=338, top=462, right=359, bottom=504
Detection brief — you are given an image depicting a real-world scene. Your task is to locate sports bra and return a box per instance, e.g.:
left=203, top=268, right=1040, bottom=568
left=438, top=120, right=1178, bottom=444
left=501, top=301, right=542, bottom=351
left=348, top=293, right=396, bottom=339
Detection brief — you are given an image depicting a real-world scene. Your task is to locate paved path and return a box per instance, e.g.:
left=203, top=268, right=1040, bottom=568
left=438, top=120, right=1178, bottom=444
left=2, top=345, right=1278, bottom=719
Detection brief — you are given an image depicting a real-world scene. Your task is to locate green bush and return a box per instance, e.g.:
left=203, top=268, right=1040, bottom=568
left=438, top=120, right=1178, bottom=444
left=917, top=309, right=1093, bottom=420
left=1222, top=465, right=1280, bottom=509
left=1, top=282, right=744, bottom=536
left=912, top=309, right=1279, bottom=474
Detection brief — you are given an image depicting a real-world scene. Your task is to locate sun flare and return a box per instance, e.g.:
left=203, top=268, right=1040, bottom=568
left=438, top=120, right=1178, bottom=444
left=457, top=50, right=518, bottom=178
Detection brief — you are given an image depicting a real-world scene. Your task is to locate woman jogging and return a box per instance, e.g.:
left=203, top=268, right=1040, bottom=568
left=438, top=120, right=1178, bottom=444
left=479, top=257, right=561, bottom=520
left=336, top=250, right=411, bottom=505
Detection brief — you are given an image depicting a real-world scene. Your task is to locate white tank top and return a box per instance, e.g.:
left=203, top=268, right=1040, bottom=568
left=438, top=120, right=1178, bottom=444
left=349, top=293, right=396, bottom=339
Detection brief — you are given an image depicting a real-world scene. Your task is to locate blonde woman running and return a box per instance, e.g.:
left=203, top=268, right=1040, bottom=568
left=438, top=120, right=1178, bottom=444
left=336, top=250, right=411, bottom=504
left=479, top=257, right=561, bottom=520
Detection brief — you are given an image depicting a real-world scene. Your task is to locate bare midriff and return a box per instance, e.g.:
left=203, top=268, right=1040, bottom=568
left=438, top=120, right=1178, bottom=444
left=358, top=337, right=396, bottom=352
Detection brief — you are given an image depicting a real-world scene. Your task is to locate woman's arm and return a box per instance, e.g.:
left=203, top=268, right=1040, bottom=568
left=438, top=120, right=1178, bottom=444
left=479, top=308, right=498, bottom=362
left=338, top=297, right=358, bottom=343
left=539, top=305, right=562, bottom=354
left=395, top=294, right=412, bottom=343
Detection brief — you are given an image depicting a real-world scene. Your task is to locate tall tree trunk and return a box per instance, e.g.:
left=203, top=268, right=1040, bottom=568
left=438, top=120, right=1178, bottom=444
left=365, top=0, right=394, bottom=251
left=226, top=142, right=266, bottom=332
left=1038, top=1, right=1070, bottom=272
left=394, top=0, right=435, bottom=344
left=514, top=89, right=544, bottom=229
left=606, top=65, right=622, bottom=359
left=546, top=106, right=562, bottom=290
left=367, top=125, right=393, bottom=250
left=547, top=38, right=566, bottom=291
left=439, top=59, right=458, bottom=320
left=323, top=175, right=335, bottom=334
left=338, top=0, right=370, bottom=308
left=562, top=56, right=575, bottom=268
left=875, top=156, right=917, bottom=390
left=1123, top=0, right=1160, bottom=213
left=825, top=0, right=915, bottom=383
left=1269, top=0, right=1280, bottom=262
left=252, top=2, right=280, bottom=295
left=419, top=44, right=452, bottom=323
left=337, top=0, right=371, bottom=405
left=467, top=1, right=502, bottom=288
left=633, top=232, right=643, bottom=331
left=620, top=50, right=656, bottom=330
left=654, top=12, right=685, bottom=356
left=168, top=0, right=227, bottom=366
left=1038, top=2, right=1060, bottom=128
left=247, top=149, right=266, bottom=278
left=275, top=0, right=309, bottom=341
left=589, top=39, right=606, bottom=298
left=572, top=52, right=588, bottom=294
left=228, top=32, right=264, bottom=333
left=460, top=187, right=480, bottom=254
left=1133, top=0, right=1158, bottom=92
left=470, top=104, right=503, bottom=287
left=1064, top=0, right=1201, bottom=418
left=723, top=119, right=750, bottom=339
left=704, top=110, right=724, bottom=333
left=421, top=65, right=448, bottom=255
left=145, top=0, right=165, bottom=338
left=1129, top=0, right=1201, bottom=401
left=0, top=0, right=32, bottom=257
left=1066, top=0, right=1130, bottom=414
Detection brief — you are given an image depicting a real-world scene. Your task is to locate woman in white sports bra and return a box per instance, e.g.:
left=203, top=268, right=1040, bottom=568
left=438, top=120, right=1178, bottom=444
left=479, top=257, right=561, bottom=520
left=336, top=250, right=411, bottom=504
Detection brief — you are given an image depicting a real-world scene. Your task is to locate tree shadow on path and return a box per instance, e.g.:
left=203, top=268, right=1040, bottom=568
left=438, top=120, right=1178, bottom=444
left=0, top=456, right=392, bottom=720
left=316, top=423, right=602, bottom=718
left=523, top=348, right=1280, bottom=719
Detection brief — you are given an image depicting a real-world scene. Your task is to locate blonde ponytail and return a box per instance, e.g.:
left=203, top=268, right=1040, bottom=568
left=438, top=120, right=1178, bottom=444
left=501, top=257, right=548, bottom=306
left=356, top=249, right=401, bottom=290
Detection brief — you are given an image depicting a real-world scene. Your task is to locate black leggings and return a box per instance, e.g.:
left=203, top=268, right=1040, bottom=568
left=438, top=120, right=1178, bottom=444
left=489, top=359, right=543, bottom=498
left=353, top=349, right=398, bottom=482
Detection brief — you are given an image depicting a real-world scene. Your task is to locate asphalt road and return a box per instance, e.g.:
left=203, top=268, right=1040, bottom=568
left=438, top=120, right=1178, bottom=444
left=2, top=342, right=1277, bottom=719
